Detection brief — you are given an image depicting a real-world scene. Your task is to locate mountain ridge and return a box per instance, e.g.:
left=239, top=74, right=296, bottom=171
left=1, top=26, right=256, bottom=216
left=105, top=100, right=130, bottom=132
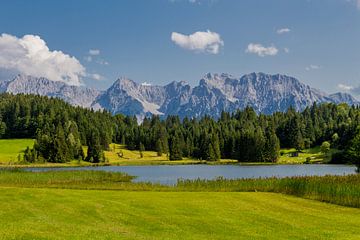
left=0, top=73, right=357, bottom=119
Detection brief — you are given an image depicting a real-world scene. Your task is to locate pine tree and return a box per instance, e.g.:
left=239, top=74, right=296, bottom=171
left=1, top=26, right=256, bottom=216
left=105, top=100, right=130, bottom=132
left=210, top=133, right=221, bottom=161
left=86, top=129, right=104, bottom=163
left=52, top=125, right=69, bottom=163
left=208, top=143, right=216, bottom=161
left=156, top=139, right=163, bottom=156
left=264, top=126, right=280, bottom=162
left=169, top=133, right=182, bottom=160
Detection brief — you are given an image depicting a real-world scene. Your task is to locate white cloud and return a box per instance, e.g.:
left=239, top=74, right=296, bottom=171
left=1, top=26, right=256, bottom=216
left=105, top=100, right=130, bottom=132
left=246, top=43, right=278, bottom=57
left=89, top=73, right=104, bottom=81
left=305, top=65, right=321, bottom=71
left=85, top=49, right=109, bottom=66
left=171, top=30, right=224, bottom=54
left=277, top=28, right=291, bottom=34
left=284, top=47, right=290, bottom=53
left=0, top=33, right=85, bottom=86
left=89, top=49, right=100, bottom=55
left=338, top=83, right=354, bottom=91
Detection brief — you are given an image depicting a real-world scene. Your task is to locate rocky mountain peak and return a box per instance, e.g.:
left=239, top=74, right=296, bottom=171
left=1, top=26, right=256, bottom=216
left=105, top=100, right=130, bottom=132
left=1, top=72, right=358, bottom=120
left=1, top=75, right=101, bottom=108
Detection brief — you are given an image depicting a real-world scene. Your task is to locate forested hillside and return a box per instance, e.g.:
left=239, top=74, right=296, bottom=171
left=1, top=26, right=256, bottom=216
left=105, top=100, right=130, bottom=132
left=0, top=93, right=359, bottom=165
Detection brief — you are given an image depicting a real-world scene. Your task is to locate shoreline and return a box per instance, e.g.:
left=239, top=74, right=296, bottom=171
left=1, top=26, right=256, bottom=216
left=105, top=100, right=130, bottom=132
left=0, top=159, right=348, bottom=168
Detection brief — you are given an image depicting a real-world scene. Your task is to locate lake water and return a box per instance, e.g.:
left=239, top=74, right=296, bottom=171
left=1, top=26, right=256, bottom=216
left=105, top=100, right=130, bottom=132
left=27, top=164, right=357, bottom=185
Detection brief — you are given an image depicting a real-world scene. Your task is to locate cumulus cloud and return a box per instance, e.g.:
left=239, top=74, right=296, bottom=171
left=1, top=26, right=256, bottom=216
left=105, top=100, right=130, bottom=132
left=338, top=83, right=354, bottom=91
left=89, top=73, right=104, bottom=81
left=0, top=33, right=85, bottom=86
left=246, top=43, right=278, bottom=57
left=89, top=49, right=100, bottom=55
left=171, top=30, right=224, bottom=54
left=305, top=65, right=321, bottom=71
left=284, top=47, right=290, bottom=53
left=277, top=28, right=291, bottom=34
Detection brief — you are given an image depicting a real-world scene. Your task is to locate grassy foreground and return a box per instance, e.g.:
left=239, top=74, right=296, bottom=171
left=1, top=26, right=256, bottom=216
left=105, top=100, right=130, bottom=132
left=0, top=170, right=359, bottom=239
left=0, top=187, right=359, bottom=240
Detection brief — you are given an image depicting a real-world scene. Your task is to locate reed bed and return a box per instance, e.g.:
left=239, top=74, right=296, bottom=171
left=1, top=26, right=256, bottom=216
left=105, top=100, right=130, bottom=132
left=0, top=168, right=168, bottom=191
left=0, top=168, right=359, bottom=208
left=176, top=175, right=360, bottom=208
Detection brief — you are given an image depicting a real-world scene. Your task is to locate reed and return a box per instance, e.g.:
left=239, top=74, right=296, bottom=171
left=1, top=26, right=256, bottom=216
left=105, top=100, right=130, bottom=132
left=176, top=175, right=360, bottom=208
left=0, top=168, right=359, bottom=208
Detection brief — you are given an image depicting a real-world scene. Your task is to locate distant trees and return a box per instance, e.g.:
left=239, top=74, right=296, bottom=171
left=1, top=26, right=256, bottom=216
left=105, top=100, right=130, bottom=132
left=0, top=94, right=111, bottom=163
left=2, top=93, right=360, bottom=165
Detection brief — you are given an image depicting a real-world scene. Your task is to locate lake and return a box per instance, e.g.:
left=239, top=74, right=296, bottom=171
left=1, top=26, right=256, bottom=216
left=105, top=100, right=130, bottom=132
left=27, top=164, right=357, bottom=185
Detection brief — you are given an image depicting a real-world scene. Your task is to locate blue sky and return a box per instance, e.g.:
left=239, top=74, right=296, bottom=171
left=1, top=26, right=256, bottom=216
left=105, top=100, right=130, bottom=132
left=0, top=0, right=360, bottom=95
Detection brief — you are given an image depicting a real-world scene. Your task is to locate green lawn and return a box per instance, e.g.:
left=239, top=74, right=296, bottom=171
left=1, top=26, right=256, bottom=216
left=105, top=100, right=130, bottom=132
left=0, top=188, right=359, bottom=240
left=0, top=139, right=34, bottom=163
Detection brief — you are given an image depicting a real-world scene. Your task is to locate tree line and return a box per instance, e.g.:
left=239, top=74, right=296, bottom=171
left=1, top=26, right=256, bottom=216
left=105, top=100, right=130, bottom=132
left=0, top=93, right=359, bottom=168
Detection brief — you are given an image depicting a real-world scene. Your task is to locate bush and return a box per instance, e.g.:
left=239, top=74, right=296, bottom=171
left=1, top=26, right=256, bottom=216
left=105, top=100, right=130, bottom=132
left=330, top=151, right=353, bottom=164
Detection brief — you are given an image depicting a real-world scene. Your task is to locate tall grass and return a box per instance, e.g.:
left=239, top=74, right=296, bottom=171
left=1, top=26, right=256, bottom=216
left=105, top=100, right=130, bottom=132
left=176, top=175, right=360, bottom=208
left=0, top=169, right=165, bottom=190
left=0, top=169, right=359, bottom=208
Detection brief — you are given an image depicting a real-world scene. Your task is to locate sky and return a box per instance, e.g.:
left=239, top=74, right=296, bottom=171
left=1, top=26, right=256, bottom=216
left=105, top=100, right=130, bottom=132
left=0, top=0, right=360, bottom=95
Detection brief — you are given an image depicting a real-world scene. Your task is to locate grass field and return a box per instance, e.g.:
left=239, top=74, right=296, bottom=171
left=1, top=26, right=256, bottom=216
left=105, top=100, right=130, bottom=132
left=0, top=187, right=359, bottom=240
left=0, top=170, right=358, bottom=239
left=0, top=139, right=34, bottom=163
left=0, top=139, right=343, bottom=166
left=278, top=147, right=338, bottom=164
left=103, top=143, right=237, bottom=165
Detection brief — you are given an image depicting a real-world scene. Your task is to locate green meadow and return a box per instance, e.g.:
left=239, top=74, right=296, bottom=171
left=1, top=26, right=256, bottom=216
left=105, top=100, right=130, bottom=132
left=0, top=139, right=333, bottom=166
left=0, top=139, right=34, bottom=163
left=0, top=140, right=358, bottom=239
left=0, top=188, right=359, bottom=240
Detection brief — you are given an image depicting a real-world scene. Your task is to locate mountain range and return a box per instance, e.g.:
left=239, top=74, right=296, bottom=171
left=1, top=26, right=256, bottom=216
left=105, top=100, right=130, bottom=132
left=0, top=73, right=358, bottom=120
